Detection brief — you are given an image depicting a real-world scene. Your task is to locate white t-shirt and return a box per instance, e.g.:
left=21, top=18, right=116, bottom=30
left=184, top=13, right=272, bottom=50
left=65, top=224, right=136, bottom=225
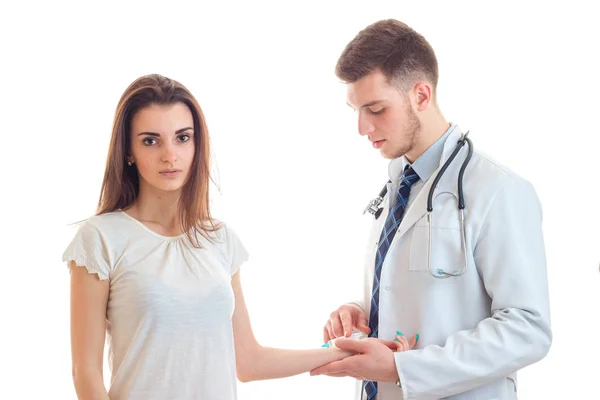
left=62, top=211, right=249, bottom=400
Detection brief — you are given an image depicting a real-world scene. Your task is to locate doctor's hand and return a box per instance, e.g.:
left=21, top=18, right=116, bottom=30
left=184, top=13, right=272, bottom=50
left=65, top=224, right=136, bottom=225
left=324, top=303, right=370, bottom=342
left=310, top=338, right=399, bottom=382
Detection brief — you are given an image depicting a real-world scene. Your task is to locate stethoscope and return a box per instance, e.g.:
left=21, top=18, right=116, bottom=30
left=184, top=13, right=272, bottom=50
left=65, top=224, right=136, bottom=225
left=363, top=132, right=473, bottom=279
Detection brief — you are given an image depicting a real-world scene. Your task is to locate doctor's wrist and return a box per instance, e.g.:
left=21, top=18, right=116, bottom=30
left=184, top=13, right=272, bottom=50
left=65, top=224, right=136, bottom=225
left=390, top=368, right=400, bottom=384
left=382, top=352, right=401, bottom=383
left=383, top=368, right=401, bottom=386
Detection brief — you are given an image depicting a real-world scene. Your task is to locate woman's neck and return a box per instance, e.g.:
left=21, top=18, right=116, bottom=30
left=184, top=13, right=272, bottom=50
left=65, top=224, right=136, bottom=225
left=127, top=185, right=182, bottom=234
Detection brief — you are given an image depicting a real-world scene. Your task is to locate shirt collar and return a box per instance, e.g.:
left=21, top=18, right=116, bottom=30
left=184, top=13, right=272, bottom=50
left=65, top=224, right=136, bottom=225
left=388, top=123, right=458, bottom=182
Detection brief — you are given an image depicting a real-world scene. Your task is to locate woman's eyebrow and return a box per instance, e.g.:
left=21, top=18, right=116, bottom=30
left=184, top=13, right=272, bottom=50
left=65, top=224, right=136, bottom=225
left=137, top=127, right=193, bottom=136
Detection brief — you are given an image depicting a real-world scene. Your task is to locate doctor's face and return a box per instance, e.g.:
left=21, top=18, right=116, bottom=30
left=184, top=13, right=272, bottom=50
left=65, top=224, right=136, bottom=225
left=347, top=70, right=421, bottom=160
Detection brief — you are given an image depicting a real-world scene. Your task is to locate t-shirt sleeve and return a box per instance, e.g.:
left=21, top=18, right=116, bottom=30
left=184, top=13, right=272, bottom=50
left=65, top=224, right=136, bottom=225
left=223, top=224, right=249, bottom=276
left=62, top=220, right=112, bottom=281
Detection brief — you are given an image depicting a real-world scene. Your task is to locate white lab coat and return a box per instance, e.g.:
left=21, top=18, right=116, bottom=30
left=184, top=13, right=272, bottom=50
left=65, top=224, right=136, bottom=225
left=353, top=128, right=551, bottom=400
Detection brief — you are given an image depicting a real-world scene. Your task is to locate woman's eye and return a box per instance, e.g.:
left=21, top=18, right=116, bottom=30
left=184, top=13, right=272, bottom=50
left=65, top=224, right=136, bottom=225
left=143, top=137, right=157, bottom=146
left=178, top=134, right=191, bottom=142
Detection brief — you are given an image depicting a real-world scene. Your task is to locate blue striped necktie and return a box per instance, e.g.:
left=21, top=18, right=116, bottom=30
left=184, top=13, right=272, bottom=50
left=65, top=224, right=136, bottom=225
left=363, top=164, right=420, bottom=400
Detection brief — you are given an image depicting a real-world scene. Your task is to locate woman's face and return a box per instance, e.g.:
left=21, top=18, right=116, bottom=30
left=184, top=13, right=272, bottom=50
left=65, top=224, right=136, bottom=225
left=128, top=102, right=196, bottom=194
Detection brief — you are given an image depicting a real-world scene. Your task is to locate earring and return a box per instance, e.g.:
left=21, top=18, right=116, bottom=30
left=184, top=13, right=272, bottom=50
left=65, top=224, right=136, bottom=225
left=128, top=160, right=133, bottom=166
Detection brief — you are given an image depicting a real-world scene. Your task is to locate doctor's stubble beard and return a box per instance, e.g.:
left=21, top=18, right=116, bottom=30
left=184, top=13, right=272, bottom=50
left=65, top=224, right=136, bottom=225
left=387, top=105, right=421, bottom=160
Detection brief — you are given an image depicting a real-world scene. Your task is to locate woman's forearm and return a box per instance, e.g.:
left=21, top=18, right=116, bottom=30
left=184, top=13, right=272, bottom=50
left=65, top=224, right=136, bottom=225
left=238, top=345, right=353, bottom=382
left=72, top=368, right=110, bottom=400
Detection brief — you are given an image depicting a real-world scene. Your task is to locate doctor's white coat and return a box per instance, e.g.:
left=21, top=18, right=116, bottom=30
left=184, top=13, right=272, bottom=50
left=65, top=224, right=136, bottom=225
left=353, top=128, right=551, bottom=400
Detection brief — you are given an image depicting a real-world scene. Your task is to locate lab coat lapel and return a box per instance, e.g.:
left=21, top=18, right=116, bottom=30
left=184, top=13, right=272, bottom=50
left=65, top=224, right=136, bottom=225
left=395, top=128, right=464, bottom=239
left=395, top=167, right=438, bottom=237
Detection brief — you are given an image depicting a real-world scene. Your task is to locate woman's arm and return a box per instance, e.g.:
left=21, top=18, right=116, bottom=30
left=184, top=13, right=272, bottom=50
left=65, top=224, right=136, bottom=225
left=69, top=262, right=111, bottom=400
left=231, top=270, right=354, bottom=382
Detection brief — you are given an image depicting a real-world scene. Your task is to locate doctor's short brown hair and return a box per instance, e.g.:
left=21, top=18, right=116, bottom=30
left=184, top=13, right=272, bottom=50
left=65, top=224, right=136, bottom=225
left=335, top=19, right=439, bottom=93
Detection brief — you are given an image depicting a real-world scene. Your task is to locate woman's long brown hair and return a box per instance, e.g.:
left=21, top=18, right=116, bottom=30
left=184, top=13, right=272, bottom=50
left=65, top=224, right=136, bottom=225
left=96, top=74, right=219, bottom=247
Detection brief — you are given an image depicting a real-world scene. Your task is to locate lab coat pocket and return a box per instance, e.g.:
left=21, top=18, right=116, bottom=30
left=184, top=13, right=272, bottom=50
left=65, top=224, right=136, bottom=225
left=408, top=192, right=463, bottom=273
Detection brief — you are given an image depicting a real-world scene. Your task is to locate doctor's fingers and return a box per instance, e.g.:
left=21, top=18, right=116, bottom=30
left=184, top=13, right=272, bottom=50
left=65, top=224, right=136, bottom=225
left=339, top=310, right=354, bottom=337
left=321, top=372, right=349, bottom=378
left=317, top=365, right=365, bottom=380
left=325, top=313, right=346, bottom=341
left=319, top=371, right=363, bottom=379
left=323, top=326, right=329, bottom=343
left=311, top=358, right=350, bottom=376
left=377, top=339, right=402, bottom=351
left=311, top=356, right=359, bottom=376
left=351, top=307, right=370, bottom=334
left=324, top=320, right=343, bottom=342
left=339, top=305, right=370, bottom=336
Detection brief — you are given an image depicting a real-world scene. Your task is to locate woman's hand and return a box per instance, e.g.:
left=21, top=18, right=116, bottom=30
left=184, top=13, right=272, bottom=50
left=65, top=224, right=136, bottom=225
left=391, top=331, right=418, bottom=352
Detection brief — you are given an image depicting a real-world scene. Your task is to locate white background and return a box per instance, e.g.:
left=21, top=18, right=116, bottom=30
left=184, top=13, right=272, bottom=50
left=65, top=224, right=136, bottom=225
left=1, top=0, right=598, bottom=399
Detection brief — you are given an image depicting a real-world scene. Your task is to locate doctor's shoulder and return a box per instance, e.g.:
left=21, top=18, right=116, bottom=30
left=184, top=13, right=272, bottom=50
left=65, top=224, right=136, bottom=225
left=467, top=149, right=543, bottom=209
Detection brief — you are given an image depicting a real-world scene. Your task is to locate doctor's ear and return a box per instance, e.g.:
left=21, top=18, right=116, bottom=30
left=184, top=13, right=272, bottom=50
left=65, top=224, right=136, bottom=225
left=412, top=82, right=433, bottom=111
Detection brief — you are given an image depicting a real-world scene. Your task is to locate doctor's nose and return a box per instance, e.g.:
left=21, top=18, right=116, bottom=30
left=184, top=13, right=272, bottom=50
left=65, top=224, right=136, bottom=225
left=358, top=114, right=375, bottom=136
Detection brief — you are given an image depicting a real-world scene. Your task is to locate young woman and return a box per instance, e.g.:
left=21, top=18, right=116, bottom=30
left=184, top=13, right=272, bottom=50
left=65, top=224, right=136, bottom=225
left=63, top=74, right=409, bottom=400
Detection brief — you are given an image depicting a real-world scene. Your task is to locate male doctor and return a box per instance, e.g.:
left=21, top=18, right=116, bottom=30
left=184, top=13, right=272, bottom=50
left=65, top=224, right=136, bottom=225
left=310, top=19, right=552, bottom=399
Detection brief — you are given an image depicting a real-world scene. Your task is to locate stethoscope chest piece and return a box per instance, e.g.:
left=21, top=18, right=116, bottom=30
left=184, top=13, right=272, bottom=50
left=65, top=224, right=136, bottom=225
left=363, top=183, right=390, bottom=220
